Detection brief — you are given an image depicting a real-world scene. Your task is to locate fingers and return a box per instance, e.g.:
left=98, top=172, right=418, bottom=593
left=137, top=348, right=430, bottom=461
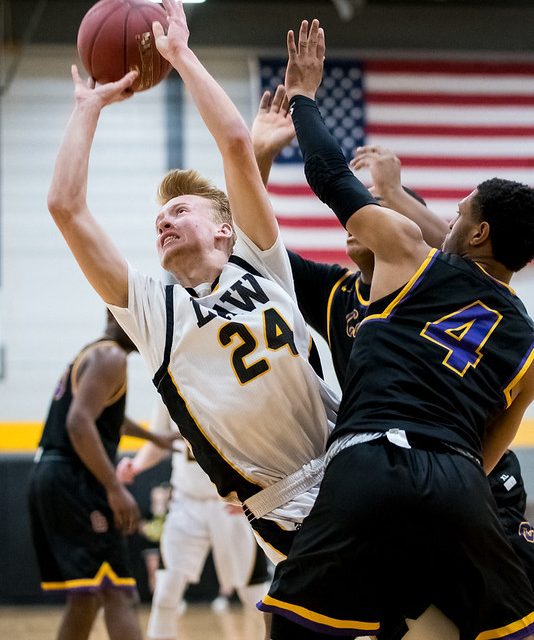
left=162, top=0, right=185, bottom=20
left=271, top=84, right=286, bottom=113
left=281, top=92, right=290, bottom=116
left=308, top=19, right=320, bottom=54
left=152, top=20, right=165, bottom=38
left=289, top=19, right=323, bottom=59
left=162, top=0, right=177, bottom=14
left=119, top=506, right=140, bottom=535
left=298, top=20, right=309, bottom=55
left=287, top=29, right=297, bottom=57
left=317, top=27, right=326, bottom=60
left=258, top=89, right=271, bottom=113
left=116, top=69, right=139, bottom=92
left=71, top=64, right=82, bottom=84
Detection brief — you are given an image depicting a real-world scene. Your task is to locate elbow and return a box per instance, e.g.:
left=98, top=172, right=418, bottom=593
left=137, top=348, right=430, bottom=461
left=47, top=190, right=73, bottom=224
left=66, top=409, right=87, bottom=445
left=47, top=187, right=85, bottom=225
left=395, top=216, right=426, bottom=254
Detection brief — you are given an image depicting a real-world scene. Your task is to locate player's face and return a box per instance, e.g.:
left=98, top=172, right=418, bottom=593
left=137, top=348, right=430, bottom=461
left=155, top=194, right=225, bottom=268
left=442, top=189, right=479, bottom=255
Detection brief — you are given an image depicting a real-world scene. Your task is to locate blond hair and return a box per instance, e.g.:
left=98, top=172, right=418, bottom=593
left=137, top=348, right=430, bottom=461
left=157, top=169, right=236, bottom=252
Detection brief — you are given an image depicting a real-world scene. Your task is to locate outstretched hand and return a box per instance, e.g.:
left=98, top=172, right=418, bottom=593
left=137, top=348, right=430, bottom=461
left=71, top=65, right=138, bottom=108
left=251, top=85, right=296, bottom=160
left=350, top=145, right=403, bottom=196
left=285, top=18, right=325, bottom=101
left=152, top=0, right=190, bottom=62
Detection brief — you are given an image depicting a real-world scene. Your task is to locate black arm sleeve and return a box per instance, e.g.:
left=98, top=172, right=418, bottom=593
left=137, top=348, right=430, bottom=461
left=289, top=94, right=378, bottom=228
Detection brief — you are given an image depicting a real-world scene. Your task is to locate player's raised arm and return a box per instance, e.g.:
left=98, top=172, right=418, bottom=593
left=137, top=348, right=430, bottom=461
left=152, top=0, right=278, bottom=249
left=47, top=65, right=137, bottom=307
left=285, top=20, right=430, bottom=298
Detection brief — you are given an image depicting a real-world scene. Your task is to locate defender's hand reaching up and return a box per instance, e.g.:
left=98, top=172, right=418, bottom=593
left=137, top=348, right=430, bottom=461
left=251, top=84, right=296, bottom=161
left=285, top=19, right=325, bottom=101
left=152, top=0, right=190, bottom=61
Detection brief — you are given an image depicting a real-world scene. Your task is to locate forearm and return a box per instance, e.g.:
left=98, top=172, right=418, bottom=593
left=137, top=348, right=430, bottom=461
left=122, top=416, right=154, bottom=442
left=289, top=95, right=377, bottom=228
left=48, top=102, right=101, bottom=220
left=168, top=48, right=249, bottom=154
left=130, top=441, right=169, bottom=476
left=254, top=148, right=276, bottom=187
left=67, top=419, right=121, bottom=490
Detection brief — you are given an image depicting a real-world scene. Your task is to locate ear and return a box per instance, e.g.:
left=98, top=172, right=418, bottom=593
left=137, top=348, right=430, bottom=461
left=217, top=222, right=234, bottom=238
left=470, top=220, right=491, bottom=247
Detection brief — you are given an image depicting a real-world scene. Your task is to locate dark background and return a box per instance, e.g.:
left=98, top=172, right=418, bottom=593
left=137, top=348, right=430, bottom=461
left=0, top=454, right=220, bottom=605
left=4, top=0, right=534, bottom=51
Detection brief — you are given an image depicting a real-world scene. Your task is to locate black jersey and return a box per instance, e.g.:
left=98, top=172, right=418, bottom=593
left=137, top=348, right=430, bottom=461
left=332, top=249, right=534, bottom=458
left=288, top=250, right=371, bottom=385
left=38, top=340, right=126, bottom=463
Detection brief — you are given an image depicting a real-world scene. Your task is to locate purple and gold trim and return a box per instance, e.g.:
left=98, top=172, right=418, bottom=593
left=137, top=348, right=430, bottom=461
left=326, top=271, right=353, bottom=346
left=41, top=562, right=136, bottom=593
left=361, top=248, right=438, bottom=325
left=476, top=611, right=534, bottom=640
left=503, top=343, right=534, bottom=408
left=258, top=595, right=379, bottom=636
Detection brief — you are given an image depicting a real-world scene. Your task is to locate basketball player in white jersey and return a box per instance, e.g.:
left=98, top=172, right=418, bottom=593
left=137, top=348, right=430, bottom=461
left=117, top=398, right=271, bottom=640
left=47, top=0, right=338, bottom=585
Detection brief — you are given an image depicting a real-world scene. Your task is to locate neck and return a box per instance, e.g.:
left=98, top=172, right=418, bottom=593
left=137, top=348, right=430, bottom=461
left=358, top=268, right=373, bottom=285
left=167, top=251, right=227, bottom=289
left=472, top=257, right=513, bottom=285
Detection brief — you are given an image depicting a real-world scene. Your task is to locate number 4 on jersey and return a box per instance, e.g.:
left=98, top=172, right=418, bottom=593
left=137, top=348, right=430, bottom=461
left=420, top=300, right=502, bottom=377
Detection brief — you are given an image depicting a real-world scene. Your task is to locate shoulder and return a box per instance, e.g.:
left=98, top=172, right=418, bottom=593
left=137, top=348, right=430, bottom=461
left=76, top=341, right=127, bottom=382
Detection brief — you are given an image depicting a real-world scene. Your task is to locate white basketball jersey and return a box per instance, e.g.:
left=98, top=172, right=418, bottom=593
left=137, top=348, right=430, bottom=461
left=110, top=230, right=339, bottom=526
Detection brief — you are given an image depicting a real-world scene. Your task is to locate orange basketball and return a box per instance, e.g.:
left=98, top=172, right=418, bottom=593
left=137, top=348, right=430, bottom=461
left=77, top=0, right=171, bottom=92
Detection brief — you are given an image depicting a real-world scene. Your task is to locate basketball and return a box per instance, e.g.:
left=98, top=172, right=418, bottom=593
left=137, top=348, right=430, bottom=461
left=77, top=0, right=171, bottom=92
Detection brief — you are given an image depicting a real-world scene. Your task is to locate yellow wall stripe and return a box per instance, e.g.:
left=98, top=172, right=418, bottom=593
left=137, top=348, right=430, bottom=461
left=1, top=419, right=534, bottom=451
left=0, top=422, right=149, bottom=452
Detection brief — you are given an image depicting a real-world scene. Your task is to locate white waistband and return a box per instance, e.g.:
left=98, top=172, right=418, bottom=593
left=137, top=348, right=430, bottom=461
left=243, top=454, right=326, bottom=520
left=324, top=432, right=385, bottom=467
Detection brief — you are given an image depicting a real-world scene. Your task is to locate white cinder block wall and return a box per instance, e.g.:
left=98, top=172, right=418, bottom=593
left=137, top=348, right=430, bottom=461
left=2, top=46, right=171, bottom=423
left=3, top=45, right=534, bottom=424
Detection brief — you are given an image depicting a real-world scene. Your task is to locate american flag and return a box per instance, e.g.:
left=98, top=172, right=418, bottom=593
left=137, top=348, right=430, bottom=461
left=259, top=56, right=534, bottom=265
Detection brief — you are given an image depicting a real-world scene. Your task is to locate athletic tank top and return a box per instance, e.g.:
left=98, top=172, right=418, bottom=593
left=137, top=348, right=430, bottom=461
left=331, top=249, right=534, bottom=459
left=38, top=339, right=127, bottom=463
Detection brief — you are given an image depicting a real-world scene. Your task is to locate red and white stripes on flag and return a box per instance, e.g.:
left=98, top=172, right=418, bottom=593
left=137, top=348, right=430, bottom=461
left=259, top=57, right=534, bottom=265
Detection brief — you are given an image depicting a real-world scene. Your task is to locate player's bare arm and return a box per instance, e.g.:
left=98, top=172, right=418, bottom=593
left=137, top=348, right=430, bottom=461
left=121, top=416, right=180, bottom=450
left=483, top=361, right=534, bottom=473
left=66, top=345, right=140, bottom=533
left=152, top=0, right=278, bottom=250
left=251, top=85, right=296, bottom=186
left=285, top=19, right=430, bottom=300
left=47, top=65, right=137, bottom=308
left=352, top=145, right=449, bottom=248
